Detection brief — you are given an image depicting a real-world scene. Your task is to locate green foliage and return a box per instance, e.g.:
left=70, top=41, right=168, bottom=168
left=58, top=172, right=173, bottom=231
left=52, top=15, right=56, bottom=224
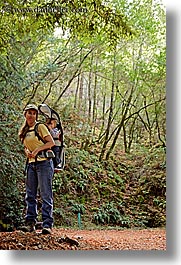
left=121, top=146, right=166, bottom=228
left=0, top=0, right=133, bottom=53
left=93, top=202, right=130, bottom=227
left=51, top=143, right=166, bottom=229
left=71, top=203, right=85, bottom=214
left=0, top=0, right=166, bottom=230
left=0, top=106, right=25, bottom=230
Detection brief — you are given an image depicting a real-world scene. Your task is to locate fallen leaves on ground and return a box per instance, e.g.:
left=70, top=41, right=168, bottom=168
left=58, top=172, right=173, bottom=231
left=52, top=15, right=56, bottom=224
left=0, top=228, right=166, bottom=250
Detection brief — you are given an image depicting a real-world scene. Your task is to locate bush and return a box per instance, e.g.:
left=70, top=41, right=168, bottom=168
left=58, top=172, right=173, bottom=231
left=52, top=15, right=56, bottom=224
left=93, top=202, right=130, bottom=227
left=0, top=104, right=25, bottom=231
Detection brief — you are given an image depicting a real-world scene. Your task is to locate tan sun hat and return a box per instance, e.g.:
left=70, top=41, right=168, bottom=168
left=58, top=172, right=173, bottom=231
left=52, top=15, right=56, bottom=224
left=24, top=104, right=38, bottom=112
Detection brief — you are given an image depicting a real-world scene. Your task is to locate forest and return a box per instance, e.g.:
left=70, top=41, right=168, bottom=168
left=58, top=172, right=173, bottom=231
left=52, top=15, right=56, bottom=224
left=0, top=0, right=166, bottom=232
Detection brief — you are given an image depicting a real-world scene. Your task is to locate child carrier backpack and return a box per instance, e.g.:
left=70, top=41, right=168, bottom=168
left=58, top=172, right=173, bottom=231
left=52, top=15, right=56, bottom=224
left=37, top=103, right=65, bottom=170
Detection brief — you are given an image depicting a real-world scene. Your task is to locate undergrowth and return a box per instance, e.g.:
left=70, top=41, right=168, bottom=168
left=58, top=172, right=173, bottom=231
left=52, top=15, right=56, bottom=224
left=52, top=145, right=166, bottom=229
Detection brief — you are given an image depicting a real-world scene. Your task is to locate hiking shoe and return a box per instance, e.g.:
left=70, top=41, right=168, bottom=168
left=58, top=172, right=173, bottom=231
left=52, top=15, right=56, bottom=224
left=35, top=222, right=43, bottom=230
left=42, top=227, right=52, bottom=235
left=20, top=223, right=35, bottom=233
left=54, top=165, right=63, bottom=172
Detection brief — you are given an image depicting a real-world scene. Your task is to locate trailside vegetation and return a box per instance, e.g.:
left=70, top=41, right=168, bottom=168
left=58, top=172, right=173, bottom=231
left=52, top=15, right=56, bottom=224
left=0, top=0, right=166, bottom=231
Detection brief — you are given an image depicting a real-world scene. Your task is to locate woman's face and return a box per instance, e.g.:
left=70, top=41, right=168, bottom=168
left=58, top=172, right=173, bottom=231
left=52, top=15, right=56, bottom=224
left=25, top=109, right=37, bottom=126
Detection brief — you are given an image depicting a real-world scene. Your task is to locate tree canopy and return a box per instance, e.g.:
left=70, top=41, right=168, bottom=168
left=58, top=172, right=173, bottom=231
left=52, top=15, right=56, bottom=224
left=0, top=0, right=134, bottom=51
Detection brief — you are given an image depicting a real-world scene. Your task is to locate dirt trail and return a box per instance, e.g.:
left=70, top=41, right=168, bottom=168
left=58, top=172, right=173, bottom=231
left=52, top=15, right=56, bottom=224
left=0, top=228, right=166, bottom=250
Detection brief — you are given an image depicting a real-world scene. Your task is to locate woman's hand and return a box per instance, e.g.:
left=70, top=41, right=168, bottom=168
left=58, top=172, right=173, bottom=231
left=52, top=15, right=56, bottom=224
left=25, top=148, right=33, bottom=158
left=31, top=148, right=40, bottom=158
left=31, top=136, right=55, bottom=158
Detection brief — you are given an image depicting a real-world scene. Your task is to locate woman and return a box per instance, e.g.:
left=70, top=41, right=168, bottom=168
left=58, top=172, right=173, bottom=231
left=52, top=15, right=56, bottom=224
left=19, top=104, right=55, bottom=234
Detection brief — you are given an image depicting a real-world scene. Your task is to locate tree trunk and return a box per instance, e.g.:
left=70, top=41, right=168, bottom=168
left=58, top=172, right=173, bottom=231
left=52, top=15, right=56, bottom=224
left=99, top=51, right=116, bottom=161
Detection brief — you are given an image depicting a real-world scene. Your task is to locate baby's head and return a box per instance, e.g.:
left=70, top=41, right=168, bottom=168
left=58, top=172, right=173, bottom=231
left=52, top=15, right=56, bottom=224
left=46, top=118, right=57, bottom=129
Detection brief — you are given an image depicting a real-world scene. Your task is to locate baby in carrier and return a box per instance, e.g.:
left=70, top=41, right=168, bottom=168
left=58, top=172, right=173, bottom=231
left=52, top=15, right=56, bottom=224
left=46, top=117, right=63, bottom=172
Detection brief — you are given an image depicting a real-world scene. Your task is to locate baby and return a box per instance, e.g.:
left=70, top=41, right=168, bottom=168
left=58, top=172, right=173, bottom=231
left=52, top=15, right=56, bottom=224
left=46, top=118, right=63, bottom=172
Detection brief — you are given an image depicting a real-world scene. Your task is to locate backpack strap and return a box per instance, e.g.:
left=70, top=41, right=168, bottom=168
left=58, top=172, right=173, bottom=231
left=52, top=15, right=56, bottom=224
left=34, top=122, right=48, bottom=144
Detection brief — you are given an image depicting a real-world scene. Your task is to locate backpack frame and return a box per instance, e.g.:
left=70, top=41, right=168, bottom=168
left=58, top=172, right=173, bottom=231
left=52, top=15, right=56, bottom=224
left=36, top=104, right=65, bottom=170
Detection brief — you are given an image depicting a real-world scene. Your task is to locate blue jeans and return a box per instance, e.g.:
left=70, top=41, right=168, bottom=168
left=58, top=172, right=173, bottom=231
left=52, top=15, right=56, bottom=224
left=25, top=159, right=54, bottom=228
left=52, top=145, right=61, bottom=168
